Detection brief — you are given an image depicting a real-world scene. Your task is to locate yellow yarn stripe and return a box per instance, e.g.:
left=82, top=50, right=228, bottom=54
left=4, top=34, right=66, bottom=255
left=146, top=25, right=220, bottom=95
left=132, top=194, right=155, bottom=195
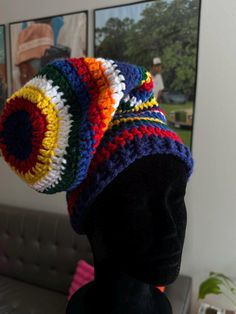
left=141, top=71, right=152, bottom=84
left=109, top=116, right=166, bottom=129
left=117, top=98, right=158, bottom=114
left=133, top=99, right=158, bottom=112
left=8, top=85, right=59, bottom=184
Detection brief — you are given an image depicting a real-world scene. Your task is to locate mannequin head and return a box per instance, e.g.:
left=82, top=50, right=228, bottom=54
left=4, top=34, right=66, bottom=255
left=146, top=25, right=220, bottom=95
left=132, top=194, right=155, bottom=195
left=84, top=154, right=188, bottom=286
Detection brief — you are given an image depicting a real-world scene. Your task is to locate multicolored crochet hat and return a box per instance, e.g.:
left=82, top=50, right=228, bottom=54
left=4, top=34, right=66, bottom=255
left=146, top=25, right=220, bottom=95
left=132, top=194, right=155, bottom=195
left=0, top=57, right=193, bottom=234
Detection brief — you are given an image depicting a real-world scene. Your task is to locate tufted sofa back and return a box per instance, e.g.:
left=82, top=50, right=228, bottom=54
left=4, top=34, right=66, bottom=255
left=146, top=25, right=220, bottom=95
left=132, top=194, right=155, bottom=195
left=0, top=204, right=93, bottom=294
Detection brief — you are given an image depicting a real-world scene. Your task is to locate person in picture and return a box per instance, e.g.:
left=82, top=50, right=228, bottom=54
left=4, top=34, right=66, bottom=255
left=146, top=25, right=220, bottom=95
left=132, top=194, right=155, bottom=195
left=15, top=23, right=54, bottom=86
left=151, top=57, right=165, bottom=103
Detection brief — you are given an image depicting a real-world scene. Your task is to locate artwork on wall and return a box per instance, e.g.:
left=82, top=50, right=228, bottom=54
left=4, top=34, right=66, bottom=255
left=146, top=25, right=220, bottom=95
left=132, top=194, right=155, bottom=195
left=10, top=10, right=88, bottom=92
left=94, top=0, right=201, bottom=148
left=0, top=25, right=7, bottom=113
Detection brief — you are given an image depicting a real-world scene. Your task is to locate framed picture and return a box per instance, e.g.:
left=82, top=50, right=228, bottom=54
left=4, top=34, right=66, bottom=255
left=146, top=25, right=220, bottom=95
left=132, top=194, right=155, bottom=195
left=94, top=0, right=201, bottom=149
left=0, top=25, right=8, bottom=112
left=199, top=303, right=234, bottom=314
left=10, top=10, right=88, bottom=92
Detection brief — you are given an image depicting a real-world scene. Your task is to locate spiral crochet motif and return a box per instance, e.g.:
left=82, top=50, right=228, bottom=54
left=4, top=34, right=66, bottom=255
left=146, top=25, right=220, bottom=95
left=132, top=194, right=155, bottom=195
left=0, top=57, right=193, bottom=234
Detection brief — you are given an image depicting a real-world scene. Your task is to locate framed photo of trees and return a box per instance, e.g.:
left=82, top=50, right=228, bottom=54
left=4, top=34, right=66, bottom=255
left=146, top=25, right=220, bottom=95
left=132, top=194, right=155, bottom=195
left=94, top=0, right=201, bottom=149
left=0, top=25, right=7, bottom=112
left=10, top=10, right=88, bottom=93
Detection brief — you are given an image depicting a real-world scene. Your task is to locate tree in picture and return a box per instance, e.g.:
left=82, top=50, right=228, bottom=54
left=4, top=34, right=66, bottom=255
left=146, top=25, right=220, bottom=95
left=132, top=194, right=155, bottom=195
left=95, top=0, right=200, bottom=148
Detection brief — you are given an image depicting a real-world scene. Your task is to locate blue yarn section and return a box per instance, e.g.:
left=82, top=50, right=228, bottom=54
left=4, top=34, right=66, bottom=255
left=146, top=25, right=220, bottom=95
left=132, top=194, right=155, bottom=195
left=115, top=61, right=142, bottom=94
left=50, top=59, right=90, bottom=115
left=50, top=59, right=95, bottom=190
left=116, top=61, right=153, bottom=104
left=1, top=111, right=33, bottom=160
left=128, top=86, right=152, bottom=104
left=68, top=134, right=193, bottom=234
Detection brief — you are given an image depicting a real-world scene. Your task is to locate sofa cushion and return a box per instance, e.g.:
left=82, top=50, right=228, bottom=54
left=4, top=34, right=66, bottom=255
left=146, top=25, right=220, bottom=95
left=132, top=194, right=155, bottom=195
left=0, top=274, right=67, bottom=314
left=0, top=204, right=93, bottom=294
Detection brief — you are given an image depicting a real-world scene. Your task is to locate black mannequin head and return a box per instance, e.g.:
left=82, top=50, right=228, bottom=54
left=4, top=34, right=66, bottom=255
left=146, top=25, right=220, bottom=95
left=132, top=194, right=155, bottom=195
left=84, top=154, right=188, bottom=286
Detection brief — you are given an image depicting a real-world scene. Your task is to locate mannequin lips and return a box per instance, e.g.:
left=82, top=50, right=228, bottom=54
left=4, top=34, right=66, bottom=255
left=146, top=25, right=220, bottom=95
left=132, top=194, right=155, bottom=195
left=150, top=250, right=182, bottom=263
left=127, top=251, right=182, bottom=269
left=124, top=258, right=182, bottom=285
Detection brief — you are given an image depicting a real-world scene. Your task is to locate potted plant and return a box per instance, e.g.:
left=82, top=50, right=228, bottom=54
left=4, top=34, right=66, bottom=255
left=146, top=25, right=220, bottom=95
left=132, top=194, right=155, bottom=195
left=198, top=272, right=236, bottom=313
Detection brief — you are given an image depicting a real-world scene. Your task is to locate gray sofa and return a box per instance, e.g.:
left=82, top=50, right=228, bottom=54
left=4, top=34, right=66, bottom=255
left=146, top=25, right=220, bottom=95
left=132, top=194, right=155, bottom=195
left=0, top=204, right=192, bottom=314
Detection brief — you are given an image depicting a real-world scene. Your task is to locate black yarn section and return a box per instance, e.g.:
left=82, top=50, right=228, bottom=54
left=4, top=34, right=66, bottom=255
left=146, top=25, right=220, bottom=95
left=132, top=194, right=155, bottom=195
left=1, top=110, right=33, bottom=160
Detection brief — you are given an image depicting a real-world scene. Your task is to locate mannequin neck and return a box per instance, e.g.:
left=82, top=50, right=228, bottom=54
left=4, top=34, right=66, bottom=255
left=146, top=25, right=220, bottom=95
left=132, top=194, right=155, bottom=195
left=92, top=259, right=153, bottom=303
left=67, top=258, right=172, bottom=314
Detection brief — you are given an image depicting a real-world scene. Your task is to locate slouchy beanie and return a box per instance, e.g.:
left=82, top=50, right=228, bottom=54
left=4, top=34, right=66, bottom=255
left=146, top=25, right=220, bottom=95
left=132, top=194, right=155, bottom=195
left=0, top=57, right=193, bottom=234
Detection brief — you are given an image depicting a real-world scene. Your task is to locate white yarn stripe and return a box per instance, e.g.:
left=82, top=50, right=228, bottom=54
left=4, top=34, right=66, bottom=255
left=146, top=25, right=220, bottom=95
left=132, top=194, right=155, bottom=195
left=97, top=58, right=126, bottom=115
left=25, top=76, right=73, bottom=192
left=121, top=92, right=142, bottom=108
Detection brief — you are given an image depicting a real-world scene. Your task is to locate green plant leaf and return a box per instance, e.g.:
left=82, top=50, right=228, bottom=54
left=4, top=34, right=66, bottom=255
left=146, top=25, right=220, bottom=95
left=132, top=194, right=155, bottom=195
left=198, top=277, right=223, bottom=299
left=210, top=272, right=236, bottom=288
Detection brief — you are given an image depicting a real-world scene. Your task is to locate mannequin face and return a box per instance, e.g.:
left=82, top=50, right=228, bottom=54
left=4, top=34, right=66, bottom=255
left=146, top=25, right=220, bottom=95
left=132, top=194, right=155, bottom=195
left=86, top=155, right=188, bottom=286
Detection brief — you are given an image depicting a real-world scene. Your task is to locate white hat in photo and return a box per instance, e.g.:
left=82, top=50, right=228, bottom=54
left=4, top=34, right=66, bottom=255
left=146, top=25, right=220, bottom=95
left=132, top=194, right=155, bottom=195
left=153, top=57, right=161, bottom=65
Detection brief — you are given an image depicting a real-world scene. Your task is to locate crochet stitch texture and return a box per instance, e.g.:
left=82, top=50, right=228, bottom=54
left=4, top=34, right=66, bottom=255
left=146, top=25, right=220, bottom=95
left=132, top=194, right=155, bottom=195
left=0, top=57, right=193, bottom=234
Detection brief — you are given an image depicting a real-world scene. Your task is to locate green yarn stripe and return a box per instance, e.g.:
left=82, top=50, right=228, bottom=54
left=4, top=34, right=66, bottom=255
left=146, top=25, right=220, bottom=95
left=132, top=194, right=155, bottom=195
left=37, top=65, right=81, bottom=193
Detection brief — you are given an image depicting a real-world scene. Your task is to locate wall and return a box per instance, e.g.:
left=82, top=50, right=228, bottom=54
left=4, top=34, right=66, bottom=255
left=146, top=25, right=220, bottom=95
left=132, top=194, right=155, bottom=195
left=1, top=0, right=236, bottom=312
left=182, top=0, right=236, bottom=311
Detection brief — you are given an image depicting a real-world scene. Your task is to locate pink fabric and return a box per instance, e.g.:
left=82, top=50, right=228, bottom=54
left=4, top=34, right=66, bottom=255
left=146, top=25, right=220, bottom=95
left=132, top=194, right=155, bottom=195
left=68, top=259, right=94, bottom=300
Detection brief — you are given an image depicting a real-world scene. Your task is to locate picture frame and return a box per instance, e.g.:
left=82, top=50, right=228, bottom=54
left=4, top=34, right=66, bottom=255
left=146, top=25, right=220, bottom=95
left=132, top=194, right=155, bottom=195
left=9, top=10, right=88, bottom=93
left=0, top=24, right=8, bottom=113
left=199, top=303, right=235, bottom=314
left=94, top=0, right=201, bottom=149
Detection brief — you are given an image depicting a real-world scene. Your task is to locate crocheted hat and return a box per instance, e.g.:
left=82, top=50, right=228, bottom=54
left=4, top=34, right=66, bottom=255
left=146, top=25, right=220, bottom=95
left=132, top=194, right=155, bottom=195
left=0, top=57, right=193, bottom=234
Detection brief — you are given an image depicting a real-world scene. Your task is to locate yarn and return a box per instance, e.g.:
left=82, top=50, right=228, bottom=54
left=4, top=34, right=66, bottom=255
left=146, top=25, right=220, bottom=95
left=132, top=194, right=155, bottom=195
left=0, top=57, right=193, bottom=234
